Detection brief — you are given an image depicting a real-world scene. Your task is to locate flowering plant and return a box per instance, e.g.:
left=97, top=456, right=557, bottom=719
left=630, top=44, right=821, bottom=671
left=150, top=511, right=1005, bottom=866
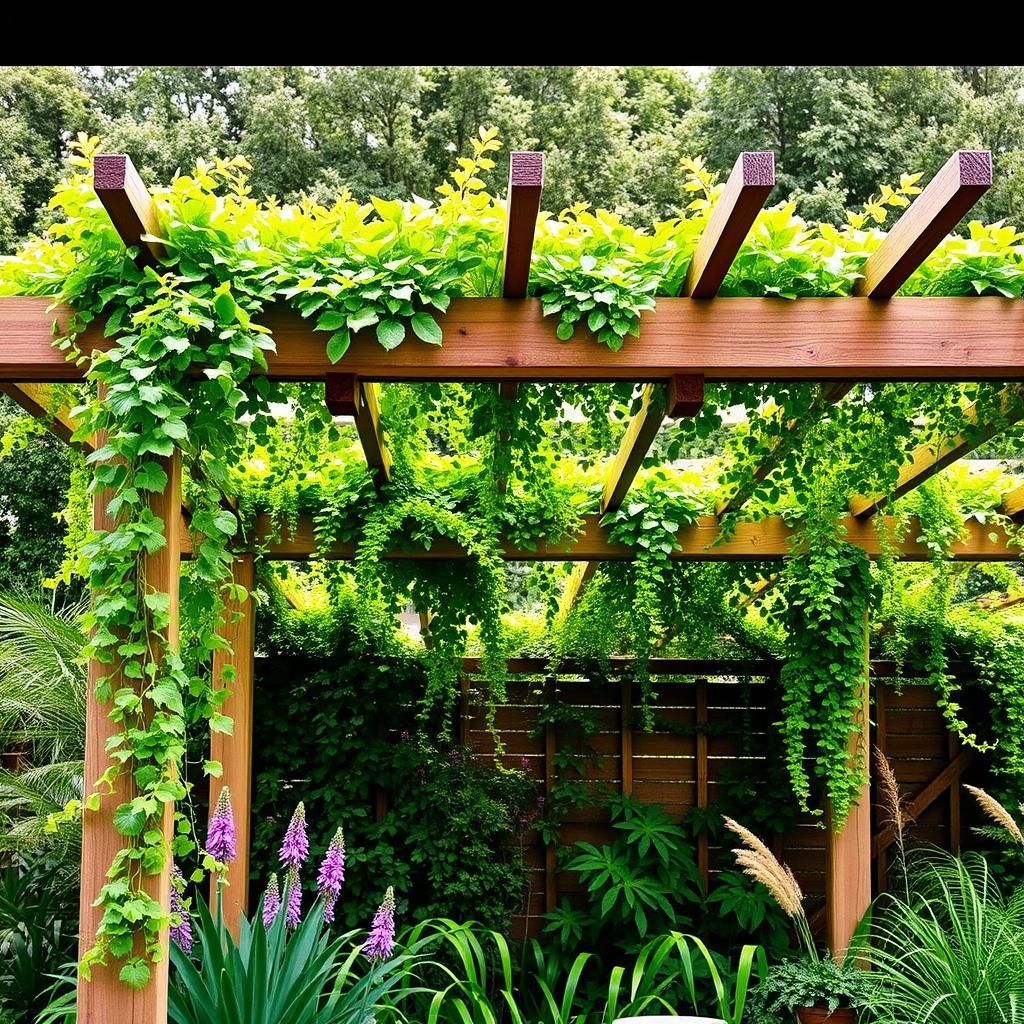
left=169, top=799, right=412, bottom=1024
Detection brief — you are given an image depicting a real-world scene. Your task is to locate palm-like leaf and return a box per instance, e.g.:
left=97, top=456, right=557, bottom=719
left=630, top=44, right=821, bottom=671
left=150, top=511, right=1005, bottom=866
left=0, top=591, right=86, bottom=863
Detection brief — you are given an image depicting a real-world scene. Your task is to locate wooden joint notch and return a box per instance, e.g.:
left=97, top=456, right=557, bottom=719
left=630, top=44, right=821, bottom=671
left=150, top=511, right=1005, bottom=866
left=325, top=373, right=391, bottom=488
left=93, top=154, right=165, bottom=266
left=667, top=374, right=704, bottom=417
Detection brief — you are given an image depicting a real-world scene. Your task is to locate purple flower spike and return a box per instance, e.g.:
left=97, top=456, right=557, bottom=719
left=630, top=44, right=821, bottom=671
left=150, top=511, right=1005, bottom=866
left=317, top=827, right=346, bottom=924
left=262, top=873, right=281, bottom=928
left=285, top=866, right=302, bottom=928
left=364, top=886, right=396, bottom=961
left=170, top=865, right=193, bottom=955
left=206, top=786, right=237, bottom=864
left=280, top=801, right=309, bottom=870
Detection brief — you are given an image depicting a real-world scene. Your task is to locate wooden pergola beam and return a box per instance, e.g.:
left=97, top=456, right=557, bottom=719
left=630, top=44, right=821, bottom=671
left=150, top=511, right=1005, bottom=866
left=501, top=151, right=544, bottom=300
left=5, top=296, right=1024, bottom=383
left=1002, top=482, right=1024, bottom=521
left=0, top=382, right=93, bottom=452
left=93, top=154, right=165, bottom=267
left=242, top=512, right=1018, bottom=563
left=325, top=373, right=391, bottom=488
left=851, top=386, right=1024, bottom=518
left=855, top=151, right=992, bottom=299
left=682, top=151, right=775, bottom=298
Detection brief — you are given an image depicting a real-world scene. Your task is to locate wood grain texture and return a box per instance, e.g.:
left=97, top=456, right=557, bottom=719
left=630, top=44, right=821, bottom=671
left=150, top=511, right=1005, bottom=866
left=324, top=374, right=391, bottom=488
left=93, top=155, right=165, bottom=266
left=502, top=152, right=544, bottom=299
left=249, top=511, right=1021, bottom=562
left=683, top=151, right=775, bottom=298
left=0, top=382, right=92, bottom=450
left=826, top=621, right=871, bottom=960
left=851, top=385, right=1024, bottom=517
left=620, top=679, right=633, bottom=797
left=6, top=296, right=1024, bottom=383
left=1003, top=482, right=1024, bottom=520
left=666, top=373, right=704, bottom=416
left=209, top=555, right=255, bottom=938
left=78, top=452, right=180, bottom=1024
left=602, top=385, right=664, bottom=510
left=855, top=151, right=992, bottom=299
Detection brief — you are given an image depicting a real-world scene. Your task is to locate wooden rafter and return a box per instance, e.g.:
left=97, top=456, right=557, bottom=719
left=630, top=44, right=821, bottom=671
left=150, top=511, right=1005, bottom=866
left=325, top=373, right=391, bottom=489
left=8, top=295, right=1023, bottom=383
left=0, top=382, right=92, bottom=452
left=561, top=152, right=774, bottom=612
left=93, top=154, right=165, bottom=267
left=242, top=512, right=1019, bottom=563
left=493, top=152, right=544, bottom=493
left=850, top=385, right=1024, bottom=518
left=682, top=151, right=774, bottom=299
left=855, top=151, right=992, bottom=299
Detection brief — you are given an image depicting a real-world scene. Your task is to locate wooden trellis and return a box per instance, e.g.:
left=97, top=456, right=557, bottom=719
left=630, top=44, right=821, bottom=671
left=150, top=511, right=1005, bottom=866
left=2, top=146, right=1022, bottom=1024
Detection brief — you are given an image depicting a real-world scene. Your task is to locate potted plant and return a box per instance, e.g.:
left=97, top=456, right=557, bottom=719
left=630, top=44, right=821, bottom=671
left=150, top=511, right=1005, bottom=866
left=722, top=819, right=875, bottom=1023
left=744, top=955, right=875, bottom=1022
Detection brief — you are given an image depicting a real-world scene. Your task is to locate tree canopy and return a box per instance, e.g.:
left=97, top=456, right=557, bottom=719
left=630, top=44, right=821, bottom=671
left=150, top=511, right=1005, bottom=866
left=2, top=65, right=1024, bottom=251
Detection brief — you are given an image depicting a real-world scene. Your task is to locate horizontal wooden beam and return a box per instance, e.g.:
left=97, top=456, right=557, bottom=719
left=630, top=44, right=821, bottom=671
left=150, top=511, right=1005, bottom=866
left=855, top=151, right=992, bottom=299
left=93, top=154, right=165, bottom=267
left=851, top=386, right=1024, bottom=518
left=243, top=512, right=1019, bottom=562
left=325, top=373, right=391, bottom=489
left=683, top=151, right=775, bottom=298
left=5, top=296, right=1024, bottom=383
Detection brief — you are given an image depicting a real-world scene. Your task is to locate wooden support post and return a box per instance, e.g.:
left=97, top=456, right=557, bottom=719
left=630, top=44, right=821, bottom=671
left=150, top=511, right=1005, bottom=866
left=325, top=373, right=391, bottom=489
left=209, top=554, right=255, bottom=937
left=78, top=452, right=180, bottom=1024
left=826, top=618, right=871, bottom=960
left=621, top=679, right=633, bottom=798
left=855, top=151, right=992, bottom=299
left=695, top=678, right=710, bottom=889
left=94, top=155, right=165, bottom=267
left=682, top=152, right=775, bottom=298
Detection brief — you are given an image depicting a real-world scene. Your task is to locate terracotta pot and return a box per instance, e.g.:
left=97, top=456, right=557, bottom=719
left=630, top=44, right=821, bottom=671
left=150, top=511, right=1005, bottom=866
left=796, top=1007, right=856, bottom=1024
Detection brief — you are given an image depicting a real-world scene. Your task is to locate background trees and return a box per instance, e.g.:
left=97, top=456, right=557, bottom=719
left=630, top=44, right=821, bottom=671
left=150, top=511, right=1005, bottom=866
left=3, top=65, right=1023, bottom=249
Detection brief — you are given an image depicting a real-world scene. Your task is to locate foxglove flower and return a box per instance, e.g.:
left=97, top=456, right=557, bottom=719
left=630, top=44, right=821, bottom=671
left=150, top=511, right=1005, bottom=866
left=363, top=886, right=396, bottom=961
left=262, top=873, right=281, bottom=928
left=285, top=866, right=302, bottom=928
left=170, top=865, right=193, bottom=954
left=317, top=827, right=346, bottom=924
left=280, top=801, right=309, bottom=869
left=206, top=786, right=237, bottom=864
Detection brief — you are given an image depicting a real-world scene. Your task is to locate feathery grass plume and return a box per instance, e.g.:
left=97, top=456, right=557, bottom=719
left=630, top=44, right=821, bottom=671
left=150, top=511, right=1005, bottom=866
left=723, top=816, right=817, bottom=960
left=875, top=745, right=913, bottom=897
left=964, top=784, right=1024, bottom=845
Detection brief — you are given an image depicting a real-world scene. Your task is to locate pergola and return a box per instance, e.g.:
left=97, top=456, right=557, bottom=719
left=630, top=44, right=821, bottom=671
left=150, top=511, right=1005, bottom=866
left=3, top=146, right=1024, bottom=1024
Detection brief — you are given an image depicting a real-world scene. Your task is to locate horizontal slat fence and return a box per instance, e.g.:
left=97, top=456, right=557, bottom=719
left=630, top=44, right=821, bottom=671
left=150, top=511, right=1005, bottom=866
left=461, top=659, right=970, bottom=939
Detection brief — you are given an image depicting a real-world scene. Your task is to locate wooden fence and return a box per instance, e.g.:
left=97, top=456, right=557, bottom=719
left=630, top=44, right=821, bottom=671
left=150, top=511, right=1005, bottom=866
left=460, top=658, right=976, bottom=939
